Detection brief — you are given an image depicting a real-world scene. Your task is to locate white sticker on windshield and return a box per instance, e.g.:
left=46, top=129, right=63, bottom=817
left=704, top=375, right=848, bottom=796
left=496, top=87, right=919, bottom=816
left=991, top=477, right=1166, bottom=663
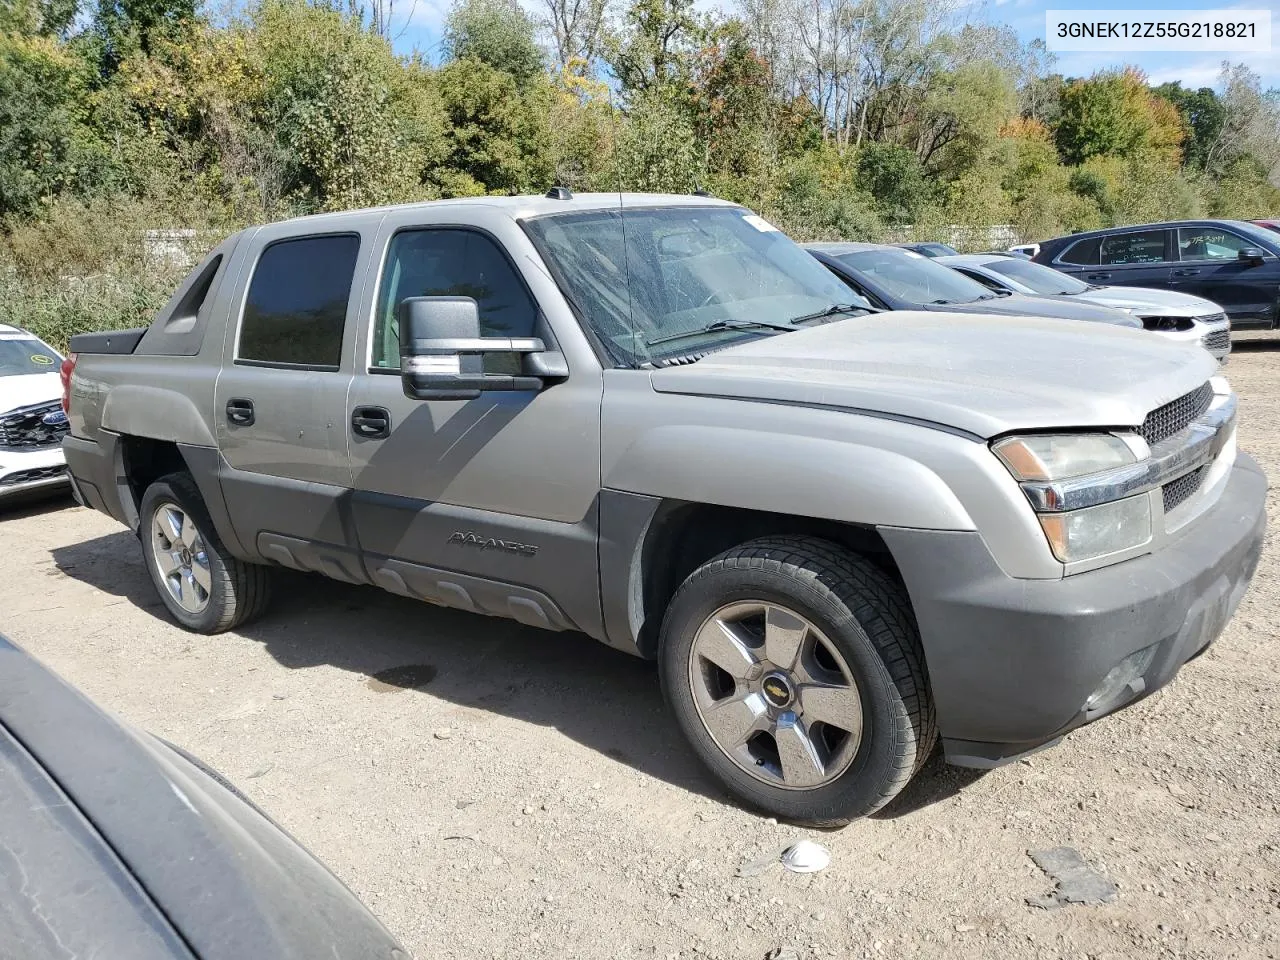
left=742, top=214, right=779, bottom=233
left=901, top=249, right=924, bottom=258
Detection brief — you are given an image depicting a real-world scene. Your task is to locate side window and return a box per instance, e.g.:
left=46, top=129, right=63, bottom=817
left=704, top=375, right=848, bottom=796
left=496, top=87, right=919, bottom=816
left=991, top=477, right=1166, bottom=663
left=239, top=234, right=360, bottom=368
left=1059, top=237, right=1101, bottom=265
left=373, top=228, right=538, bottom=373
left=1178, top=227, right=1254, bottom=261
left=1100, top=230, right=1168, bottom=265
left=960, top=268, right=1002, bottom=291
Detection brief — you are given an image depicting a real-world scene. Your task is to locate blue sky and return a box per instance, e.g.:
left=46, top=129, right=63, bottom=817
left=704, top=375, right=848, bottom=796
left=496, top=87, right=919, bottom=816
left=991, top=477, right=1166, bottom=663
left=388, top=0, right=1280, bottom=89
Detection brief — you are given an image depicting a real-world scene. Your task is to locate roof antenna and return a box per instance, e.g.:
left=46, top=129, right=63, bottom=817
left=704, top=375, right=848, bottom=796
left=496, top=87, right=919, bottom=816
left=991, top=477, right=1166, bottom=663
left=692, top=187, right=712, bottom=197
left=546, top=186, right=573, bottom=200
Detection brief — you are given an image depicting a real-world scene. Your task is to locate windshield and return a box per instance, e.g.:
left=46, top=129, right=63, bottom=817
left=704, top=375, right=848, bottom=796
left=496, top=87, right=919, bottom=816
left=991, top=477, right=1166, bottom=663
left=837, top=249, right=992, bottom=305
left=1229, top=220, right=1280, bottom=248
left=985, top=258, right=1090, bottom=295
left=0, top=336, right=60, bottom=377
left=523, top=206, right=868, bottom=364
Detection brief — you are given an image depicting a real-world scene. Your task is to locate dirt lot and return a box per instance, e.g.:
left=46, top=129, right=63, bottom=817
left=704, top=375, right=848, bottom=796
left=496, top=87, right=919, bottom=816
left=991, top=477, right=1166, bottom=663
left=3, top=342, right=1279, bottom=960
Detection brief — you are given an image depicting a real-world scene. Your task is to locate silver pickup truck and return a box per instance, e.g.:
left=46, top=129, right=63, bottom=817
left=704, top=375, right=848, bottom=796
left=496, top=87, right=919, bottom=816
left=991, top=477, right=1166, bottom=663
left=62, top=193, right=1266, bottom=826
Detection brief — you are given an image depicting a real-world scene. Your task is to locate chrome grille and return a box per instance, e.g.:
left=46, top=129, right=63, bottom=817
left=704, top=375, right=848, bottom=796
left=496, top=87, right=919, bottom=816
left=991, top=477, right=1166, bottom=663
left=0, top=401, right=69, bottom=449
left=1162, top=467, right=1206, bottom=513
left=1201, top=328, right=1231, bottom=352
left=0, top=464, right=66, bottom=487
left=1140, top=383, right=1213, bottom=447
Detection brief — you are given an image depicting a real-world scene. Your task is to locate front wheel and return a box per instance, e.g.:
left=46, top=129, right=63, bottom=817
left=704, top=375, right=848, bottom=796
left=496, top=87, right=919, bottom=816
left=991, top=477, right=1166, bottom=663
left=659, top=536, right=937, bottom=827
left=139, top=473, right=271, bottom=633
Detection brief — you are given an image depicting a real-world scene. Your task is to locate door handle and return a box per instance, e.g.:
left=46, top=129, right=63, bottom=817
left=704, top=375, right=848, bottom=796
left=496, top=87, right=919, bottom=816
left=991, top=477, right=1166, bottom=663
left=351, top=406, right=391, bottom=439
left=1085, top=272, right=1111, bottom=281
left=225, top=398, right=255, bottom=426
left=1173, top=268, right=1201, bottom=277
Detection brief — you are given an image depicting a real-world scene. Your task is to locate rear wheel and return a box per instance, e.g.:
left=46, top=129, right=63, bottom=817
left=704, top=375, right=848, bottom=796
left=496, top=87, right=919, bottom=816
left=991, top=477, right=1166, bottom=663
left=659, top=536, right=936, bottom=826
left=139, top=473, right=270, bottom=633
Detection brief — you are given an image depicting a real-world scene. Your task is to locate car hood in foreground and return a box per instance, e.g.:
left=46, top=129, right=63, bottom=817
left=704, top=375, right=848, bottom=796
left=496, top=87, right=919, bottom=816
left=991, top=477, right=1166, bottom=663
left=649, top=311, right=1217, bottom=438
left=1074, top=286, right=1224, bottom=316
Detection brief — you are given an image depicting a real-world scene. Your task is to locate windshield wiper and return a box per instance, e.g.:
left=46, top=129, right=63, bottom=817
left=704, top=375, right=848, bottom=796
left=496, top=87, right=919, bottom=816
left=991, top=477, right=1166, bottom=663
left=645, top=318, right=798, bottom=347
left=787, top=302, right=874, bottom=324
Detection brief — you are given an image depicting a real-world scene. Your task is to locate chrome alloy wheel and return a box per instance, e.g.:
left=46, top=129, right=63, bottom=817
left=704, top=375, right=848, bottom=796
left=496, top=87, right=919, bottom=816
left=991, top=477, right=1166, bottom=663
left=150, top=502, right=212, bottom=614
left=688, top=601, right=863, bottom=790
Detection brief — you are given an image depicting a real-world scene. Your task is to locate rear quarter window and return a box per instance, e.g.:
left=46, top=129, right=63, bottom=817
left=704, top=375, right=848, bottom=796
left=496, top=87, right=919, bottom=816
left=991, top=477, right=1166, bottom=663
left=1058, top=237, right=1101, bottom=265
left=238, top=234, right=360, bottom=368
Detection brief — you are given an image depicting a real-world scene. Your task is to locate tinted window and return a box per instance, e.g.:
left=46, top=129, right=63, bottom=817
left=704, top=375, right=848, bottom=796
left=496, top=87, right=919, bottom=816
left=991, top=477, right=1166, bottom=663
left=373, top=229, right=539, bottom=373
left=239, top=235, right=359, bottom=367
left=1178, top=227, right=1255, bottom=261
left=957, top=268, right=1005, bottom=291
left=525, top=208, right=865, bottom=365
left=1059, top=237, right=1101, bottom=265
left=1100, top=230, right=1167, bottom=265
left=838, top=249, right=994, bottom=305
left=0, top=337, right=60, bottom=377
left=986, top=258, right=1090, bottom=295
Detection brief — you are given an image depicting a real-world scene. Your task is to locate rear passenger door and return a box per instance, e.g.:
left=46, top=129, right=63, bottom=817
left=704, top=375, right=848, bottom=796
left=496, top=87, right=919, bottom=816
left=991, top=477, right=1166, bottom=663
left=213, top=231, right=366, bottom=579
left=1088, top=229, right=1174, bottom=290
left=1172, top=225, right=1279, bottom=324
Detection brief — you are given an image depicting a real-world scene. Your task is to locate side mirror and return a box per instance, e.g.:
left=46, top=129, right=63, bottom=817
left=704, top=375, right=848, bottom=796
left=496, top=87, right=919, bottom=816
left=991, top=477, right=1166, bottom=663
left=1238, top=247, right=1266, bottom=266
left=398, top=297, right=560, bottom=401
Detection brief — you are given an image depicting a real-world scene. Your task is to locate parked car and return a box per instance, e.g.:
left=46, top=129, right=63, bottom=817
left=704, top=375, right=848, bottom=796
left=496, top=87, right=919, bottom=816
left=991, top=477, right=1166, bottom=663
left=63, top=193, right=1264, bottom=826
left=805, top=242, right=1142, bottom=328
left=1008, top=243, right=1040, bottom=258
left=938, top=254, right=1231, bottom=360
left=897, top=241, right=959, bottom=258
left=0, top=633, right=408, bottom=959
left=1252, top=219, right=1280, bottom=235
left=1033, top=220, right=1280, bottom=329
left=0, top=324, right=70, bottom=504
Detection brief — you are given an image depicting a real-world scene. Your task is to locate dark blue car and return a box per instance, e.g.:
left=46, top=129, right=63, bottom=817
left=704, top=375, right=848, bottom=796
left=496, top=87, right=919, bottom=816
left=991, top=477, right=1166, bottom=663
left=1033, top=220, right=1280, bottom=330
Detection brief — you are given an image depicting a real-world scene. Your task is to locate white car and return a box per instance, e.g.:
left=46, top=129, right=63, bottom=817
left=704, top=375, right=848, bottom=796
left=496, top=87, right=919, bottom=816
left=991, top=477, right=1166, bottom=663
left=939, top=254, right=1231, bottom=360
left=1, top=324, right=70, bottom=503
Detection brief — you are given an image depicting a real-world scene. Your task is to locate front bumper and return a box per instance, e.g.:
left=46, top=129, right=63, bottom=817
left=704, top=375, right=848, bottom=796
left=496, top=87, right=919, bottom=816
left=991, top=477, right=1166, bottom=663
left=0, top=444, right=69, bottom=501
left=881, top=452, right=1266, bottom=767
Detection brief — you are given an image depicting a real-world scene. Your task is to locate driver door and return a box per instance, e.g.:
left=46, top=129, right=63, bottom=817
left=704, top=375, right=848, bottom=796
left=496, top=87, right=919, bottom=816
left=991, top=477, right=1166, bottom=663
left=345, top=216, right=603, bottom=636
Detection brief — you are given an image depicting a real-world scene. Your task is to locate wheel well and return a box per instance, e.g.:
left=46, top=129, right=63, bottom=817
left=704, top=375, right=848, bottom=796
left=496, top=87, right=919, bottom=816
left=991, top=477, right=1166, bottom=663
left=117, top=436, right=187, bottom=526
left=634, top=502, right=903, bottom=657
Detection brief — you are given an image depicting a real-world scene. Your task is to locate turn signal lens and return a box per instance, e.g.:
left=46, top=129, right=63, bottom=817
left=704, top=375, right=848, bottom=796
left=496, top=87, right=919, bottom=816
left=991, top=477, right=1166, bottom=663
left=994, top=434, right=1136, bottom=482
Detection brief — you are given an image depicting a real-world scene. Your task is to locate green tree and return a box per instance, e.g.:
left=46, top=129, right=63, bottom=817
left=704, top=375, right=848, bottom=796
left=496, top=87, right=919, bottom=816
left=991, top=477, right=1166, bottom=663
left=1154, top=82, right=1225, bottom=172
left=434, top=58, right=554, bottom=195
left=615, top=88, right=705, bottom=192
left=443, top=0, right=545, bottom=87
left=854, top=143, right=933, bottom=225
left=608, top=0, right=707, bottom=99
left=0, top=34, right=107, bottom=220
left=1054, top=69, right=1184, bottom=166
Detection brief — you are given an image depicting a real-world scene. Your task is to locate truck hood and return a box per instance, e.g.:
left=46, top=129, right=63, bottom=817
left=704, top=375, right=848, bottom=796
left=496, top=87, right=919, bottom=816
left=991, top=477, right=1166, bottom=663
left=0, top=372, right=61, bottom=415
left=649, top=311, right=1218, bottom=438
left=1075, top=286, right=1223, bottom=316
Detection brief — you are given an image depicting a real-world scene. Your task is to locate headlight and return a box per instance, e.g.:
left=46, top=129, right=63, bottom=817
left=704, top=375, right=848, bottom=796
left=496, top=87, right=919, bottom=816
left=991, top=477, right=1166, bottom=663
left=1037, top=495, right=1152, bottom=563
left=993, top=434, right=1137, bottom=481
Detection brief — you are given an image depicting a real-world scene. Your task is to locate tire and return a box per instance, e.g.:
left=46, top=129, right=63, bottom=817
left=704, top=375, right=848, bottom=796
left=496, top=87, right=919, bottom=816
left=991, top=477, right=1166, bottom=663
left=659, top=535, right=937, bottom=827
left=138, top=472, right=271, bottom=633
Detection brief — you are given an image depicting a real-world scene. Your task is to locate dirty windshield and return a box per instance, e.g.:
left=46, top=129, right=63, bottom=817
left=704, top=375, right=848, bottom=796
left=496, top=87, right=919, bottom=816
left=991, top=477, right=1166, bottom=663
left=523, top=206, right=866, bottom=365
left=0, top=336, right=60, bottom=376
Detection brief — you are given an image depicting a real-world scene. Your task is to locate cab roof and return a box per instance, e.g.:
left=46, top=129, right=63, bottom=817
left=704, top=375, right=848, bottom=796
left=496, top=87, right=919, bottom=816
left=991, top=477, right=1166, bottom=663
left=270, top=192, right=743, bottom=228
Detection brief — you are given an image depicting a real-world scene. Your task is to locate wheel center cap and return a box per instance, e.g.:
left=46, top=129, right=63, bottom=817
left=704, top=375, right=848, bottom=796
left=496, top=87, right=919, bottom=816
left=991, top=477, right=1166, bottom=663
left=179, top=547, right=191, bottom=567
left=761, top=672, right=794, bottom=708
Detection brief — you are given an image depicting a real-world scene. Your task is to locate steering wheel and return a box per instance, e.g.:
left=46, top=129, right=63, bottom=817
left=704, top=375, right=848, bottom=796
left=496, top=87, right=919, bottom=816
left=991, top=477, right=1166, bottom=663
left=699, top=290, right=729, bottom=309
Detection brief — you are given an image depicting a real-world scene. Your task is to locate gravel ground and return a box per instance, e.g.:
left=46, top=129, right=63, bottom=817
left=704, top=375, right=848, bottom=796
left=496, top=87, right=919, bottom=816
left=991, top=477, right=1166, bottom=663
left=2, top=339, right=1279, bottom=960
